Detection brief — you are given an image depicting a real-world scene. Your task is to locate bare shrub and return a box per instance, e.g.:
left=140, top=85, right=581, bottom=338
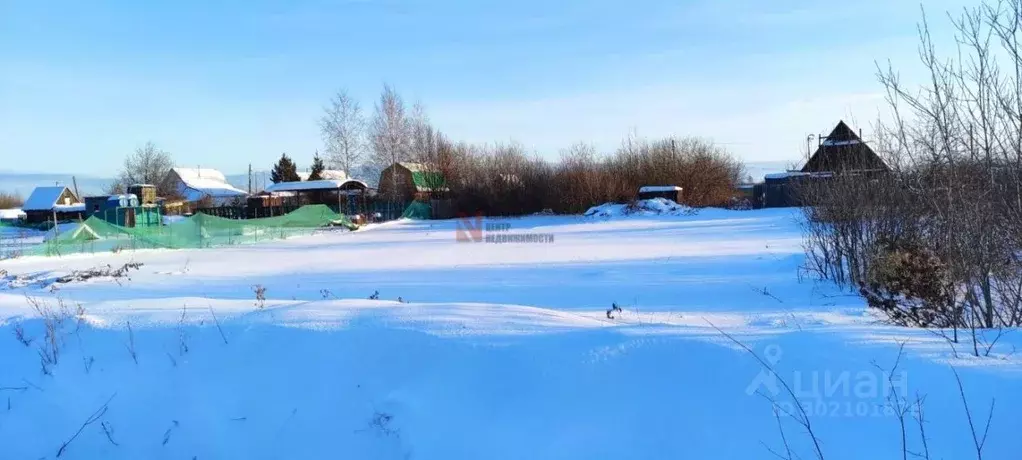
left=252, top=285, right=266, bottom=308
left=859, top=238, right=957, bottom=327
left=12, top=323, right=32, bottom=347
left=416, top=134, right=742, bottom=216
left=797, top=0, right=1022, bottom=356
left=0, top=192, right=22, bottom=209
left=25, top=295, right=76, bottom=374
left=54, top=262, right=143, bottom=285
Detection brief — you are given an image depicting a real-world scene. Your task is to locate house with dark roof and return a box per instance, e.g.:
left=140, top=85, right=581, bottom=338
left=802, top=121, right=889, bottom=174
left=759, top=121, right=889, bottom=209
left=21, top=186, right=85, bottom=224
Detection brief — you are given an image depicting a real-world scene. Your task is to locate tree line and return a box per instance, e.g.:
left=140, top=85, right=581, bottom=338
left=316, top=85, right=744, bottom=213
left=105, top=85, right=744, bottom=213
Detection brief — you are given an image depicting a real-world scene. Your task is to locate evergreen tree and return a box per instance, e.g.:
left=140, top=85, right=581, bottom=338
left=308, top=152, right=326, bottom=181
left=270, top=153, right=300, bottom=183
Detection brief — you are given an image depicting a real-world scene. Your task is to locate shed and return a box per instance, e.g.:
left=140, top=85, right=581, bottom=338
left=127, top=184, right=158, bottom=205
left=377, top=162, right=448, bottom=202
left=84, top=194, right=158, bottom=227
left=761, top=173, right=808, bottom=208
left=637, top=186, right=683, bottom=203
left=263, top=179, right=369, bottom=215
left=21, top=186, right=85, bottom=224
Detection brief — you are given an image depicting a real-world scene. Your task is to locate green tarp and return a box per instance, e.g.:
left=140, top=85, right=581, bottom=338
left=31, top=204, right=353, bottom=257
left=400, top=201, right=432, bottom=220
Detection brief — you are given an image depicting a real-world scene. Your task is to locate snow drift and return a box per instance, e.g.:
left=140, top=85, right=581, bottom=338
left=0, top=209, right=1019, bottom=459
left=584, top=198, right=696, bottom=217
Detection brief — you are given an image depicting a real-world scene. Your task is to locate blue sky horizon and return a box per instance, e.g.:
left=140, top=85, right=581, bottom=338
left=1, top=0, right=971, bottom=176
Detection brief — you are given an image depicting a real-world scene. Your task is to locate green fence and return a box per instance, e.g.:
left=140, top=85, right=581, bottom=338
left=30, top=204, right=354, bottom=257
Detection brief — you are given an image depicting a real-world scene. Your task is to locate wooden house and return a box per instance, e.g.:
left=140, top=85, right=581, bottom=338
left=377, top=162, right=448, bottom=202
left=21, top=186, right=85, bottom=224
left=760, top=121, right=890, bottom=209
left=802, top=121, right=889, bottom=174
left=161, top=168, right=247, bottom=206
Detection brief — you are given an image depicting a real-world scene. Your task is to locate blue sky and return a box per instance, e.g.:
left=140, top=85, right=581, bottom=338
left=0, top=0, right=969, bottom=176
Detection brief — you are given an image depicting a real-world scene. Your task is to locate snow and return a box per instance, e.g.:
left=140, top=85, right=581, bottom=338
left=264, top=179, right=369, bottom=193
left=584, top=198, right=695, bottom=217
left=822, top=139, right=861, bottom=146
left=0, top=209, right=1020, bottom=459
left=22, top=186, right=75, bottom=211
left=162, top=215, right=186, bottom=225
left=638, top=185, right=682, bottom=193
left=52, top=203, right=86, bottom=212
left=297, top=169, right=348, bottom=181
left=171, top=167, right=247, bottom=202
left=0, top=208, right=26, bottom=220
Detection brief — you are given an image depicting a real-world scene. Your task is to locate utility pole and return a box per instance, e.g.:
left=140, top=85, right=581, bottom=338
left=806, top=134, right=815, bottom=164
left=248, top=164, right=252, bottom=194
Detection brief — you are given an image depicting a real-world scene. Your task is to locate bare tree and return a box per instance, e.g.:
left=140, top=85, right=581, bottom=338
left=320, top=89, right=367, bottom=176
left=371, top=85, right=412, bottom=200
left=797, top=0, right=1022, bottom=354
left=111, top=142, right=175, bottom=197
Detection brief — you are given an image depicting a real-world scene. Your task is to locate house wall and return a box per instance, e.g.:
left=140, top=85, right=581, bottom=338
left=159, top=170, right=184, bottom=198
left=24, top=210, right=84, bottom=225
left=54, top=188, right=78, bottom=207
left=378, top=166, right=415, bottom=202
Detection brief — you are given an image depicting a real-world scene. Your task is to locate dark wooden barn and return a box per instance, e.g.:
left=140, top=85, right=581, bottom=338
left=802, top=121, right=889, bottom=174
left=760, top=121, right=890, bottom=209
left=377, top=162, right=448, bottom=202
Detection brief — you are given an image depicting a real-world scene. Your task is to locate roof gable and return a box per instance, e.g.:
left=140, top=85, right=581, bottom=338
left=801, top=121, right=889, bottom=173
left=397, top=162, right=427, bottom=173
left=22, top=186, right=79, bottom=211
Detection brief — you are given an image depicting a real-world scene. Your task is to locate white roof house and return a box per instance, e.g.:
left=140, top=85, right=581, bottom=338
left=22, top=186, right=84, bottom=212
left=164, top=168, right=247, bottom=203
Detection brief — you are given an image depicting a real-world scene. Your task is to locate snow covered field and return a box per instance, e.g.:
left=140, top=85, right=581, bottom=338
left=0, top=208, right=1019, bottom=459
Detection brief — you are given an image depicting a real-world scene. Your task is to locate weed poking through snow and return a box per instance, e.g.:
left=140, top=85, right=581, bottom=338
left=124, top=321, right=139, bottom=365
left=253, top=285, right=267, bottom=308
left=12, top=323, right=32, bottom=347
